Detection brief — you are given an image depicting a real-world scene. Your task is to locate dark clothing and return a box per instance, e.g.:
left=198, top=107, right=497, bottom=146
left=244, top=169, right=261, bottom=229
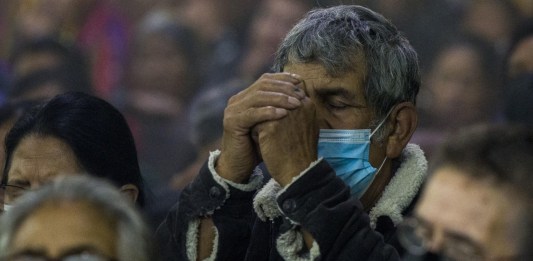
left=159, top=163, right=399, bottom=260
left=157, top=144, right=427, bottom=261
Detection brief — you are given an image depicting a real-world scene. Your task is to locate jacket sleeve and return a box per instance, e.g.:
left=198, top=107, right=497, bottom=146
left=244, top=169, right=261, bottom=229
left=155, top=152, right=263, bottom=261
left=276, top=159, right=400, bottom=261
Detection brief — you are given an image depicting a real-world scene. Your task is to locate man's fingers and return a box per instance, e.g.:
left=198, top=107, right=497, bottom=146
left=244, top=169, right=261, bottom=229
left=253, top=73, right=306, bottom=99
left=225, top=106, right=288, bottom=131
left=260, top=72, right=302, bottom=84
left=241, top=90, right=302, bottom=109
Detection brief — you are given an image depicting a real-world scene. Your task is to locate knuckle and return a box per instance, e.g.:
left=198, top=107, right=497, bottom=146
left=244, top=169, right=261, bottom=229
left=228, top=94, right=239, bottom=104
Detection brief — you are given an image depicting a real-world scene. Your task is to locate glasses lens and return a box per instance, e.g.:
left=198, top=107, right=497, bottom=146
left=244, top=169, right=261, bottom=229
left=3, top=185, right=27, bottom=205
left=0, top=185, right=5, bottom=212
left=442, top=242, right=483, bottom=261
left=63, top=253, right=109, bottom=261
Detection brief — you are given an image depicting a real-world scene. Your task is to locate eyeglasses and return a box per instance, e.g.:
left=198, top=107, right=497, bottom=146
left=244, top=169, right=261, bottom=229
left=0, top=184, right=28, bottom=206
left=2, top=252, right=118, bottom=261
left=398, top=217, right=523, bottom=261
left=397, top=216, right=484, bottom=261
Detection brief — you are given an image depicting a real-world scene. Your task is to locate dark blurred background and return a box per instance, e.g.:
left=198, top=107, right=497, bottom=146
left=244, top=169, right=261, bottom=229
left=0, top=0, right=532, bottom=206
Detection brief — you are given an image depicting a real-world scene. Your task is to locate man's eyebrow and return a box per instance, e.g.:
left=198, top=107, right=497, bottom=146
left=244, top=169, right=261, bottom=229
left=313, top=86, right=355, bottom=98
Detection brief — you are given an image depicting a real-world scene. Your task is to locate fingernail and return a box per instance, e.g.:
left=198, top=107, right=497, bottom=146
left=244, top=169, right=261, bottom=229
left=291, top=73, right=302, bottom=81
left=288, top=96, right=302, bottom=106
left=294, top=84, right=306, bottom=99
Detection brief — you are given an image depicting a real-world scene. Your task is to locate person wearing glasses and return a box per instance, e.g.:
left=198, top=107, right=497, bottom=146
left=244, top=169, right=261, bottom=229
left=0, top=92, right=145, bottom=212
left=0, top=175, right=154, bottom=261
left=399, top=124, right=533, bottom=261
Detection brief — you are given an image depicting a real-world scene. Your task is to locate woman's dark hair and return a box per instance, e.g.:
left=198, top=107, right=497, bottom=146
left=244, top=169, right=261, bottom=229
left=2, top=92, right=145, bottom=206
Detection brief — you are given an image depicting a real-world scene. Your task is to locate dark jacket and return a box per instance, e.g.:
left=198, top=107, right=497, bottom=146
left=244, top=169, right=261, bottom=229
left=157, top=144, right=427, bottom=261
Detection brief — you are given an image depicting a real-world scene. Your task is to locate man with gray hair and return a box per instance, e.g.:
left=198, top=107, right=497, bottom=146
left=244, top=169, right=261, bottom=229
left=0, top=176, right=154, bottom=261
left=158, top=5, right=427, bottom=260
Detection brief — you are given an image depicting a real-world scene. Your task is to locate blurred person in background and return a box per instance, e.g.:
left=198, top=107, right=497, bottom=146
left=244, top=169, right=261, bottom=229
left=6, top=37, right=92, bottom=104
left=0, top=92, right=146, bottom=213
left=401, top=124, right=533, bottom=261
left=0, top=175, right=154, bottom=261
left=7, top=67, right=92, bottom=103
left=171, top=80, right=247, bottom=190
left=112, top=0, right=179, bottom=30
left=175, top=0, right=257, bottom=89
left=4, top=0, right=129, bottom=101
left=367, top=0, right=462, bottom=71
left=461, top=0, right=518, bottom=54
left=236, top=0, right=313, bottom=82
left=124, top=14, right=204, bottom=229
left=412, top=35, right=503, bottom=157
left=8, top=37, right=90, bottom=87
left=504, top=20, right=533, bottom=125
left=124, top=13, right=199, bottom=188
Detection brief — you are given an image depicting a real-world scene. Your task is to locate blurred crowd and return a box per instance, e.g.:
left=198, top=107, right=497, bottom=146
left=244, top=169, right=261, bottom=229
left=0, top=0, right=531, bottom=193
left=0, top=0, right=531, bottom=260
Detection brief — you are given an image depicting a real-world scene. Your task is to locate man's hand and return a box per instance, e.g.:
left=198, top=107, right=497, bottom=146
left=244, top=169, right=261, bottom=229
left=216, top=73, right=306, bottom=183
left=255, top=95, right=319, bottom=187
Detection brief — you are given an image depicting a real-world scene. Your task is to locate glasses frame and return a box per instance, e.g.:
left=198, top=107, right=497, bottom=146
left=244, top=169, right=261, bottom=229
left=1, top=251, right=119, bottom=261
left=397, top=216, right=486, bottom=261
left=0, top=184, right=29, bottom=206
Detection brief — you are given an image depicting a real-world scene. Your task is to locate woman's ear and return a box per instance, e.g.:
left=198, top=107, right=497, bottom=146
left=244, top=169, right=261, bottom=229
left=120, top=184, right=139, bottom=203
left=385, top=102, right=418, bottom=158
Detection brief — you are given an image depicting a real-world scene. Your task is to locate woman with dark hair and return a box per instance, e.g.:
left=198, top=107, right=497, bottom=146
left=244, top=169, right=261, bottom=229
left=1, top=92, right=145, bottom=211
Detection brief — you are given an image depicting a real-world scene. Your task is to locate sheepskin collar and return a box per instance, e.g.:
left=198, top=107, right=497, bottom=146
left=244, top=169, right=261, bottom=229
left=253, top=143, right=427, bottom=228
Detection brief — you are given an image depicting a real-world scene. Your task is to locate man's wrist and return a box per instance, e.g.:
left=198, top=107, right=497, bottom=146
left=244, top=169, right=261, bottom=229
left=215, top=152, right=251, bottom=184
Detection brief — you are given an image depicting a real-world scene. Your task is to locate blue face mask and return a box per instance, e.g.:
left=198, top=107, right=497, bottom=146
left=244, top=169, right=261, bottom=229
left=317, top=111, right=391, bottom=198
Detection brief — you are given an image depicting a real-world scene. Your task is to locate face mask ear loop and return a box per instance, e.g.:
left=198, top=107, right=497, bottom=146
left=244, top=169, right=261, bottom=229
left=359, top=156, right=388, bottom=198
left=370, top=107, right=395, bottom=138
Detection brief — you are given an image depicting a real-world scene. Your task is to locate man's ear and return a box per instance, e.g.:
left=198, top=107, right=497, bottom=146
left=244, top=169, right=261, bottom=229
left=120, top=184, right=139, bottom=203
left=385, top=102, right=418, bottom=158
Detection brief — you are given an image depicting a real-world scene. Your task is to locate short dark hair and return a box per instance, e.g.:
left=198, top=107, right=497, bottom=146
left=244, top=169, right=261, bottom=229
left=429, top=124, right=533, bottom=195
left=2, top=92, right=145, bottom=206
left=9, top=37, right=92, bottom=94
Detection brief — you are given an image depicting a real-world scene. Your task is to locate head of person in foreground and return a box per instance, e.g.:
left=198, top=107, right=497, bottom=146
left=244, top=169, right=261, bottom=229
left=1, top=92, right=144, bottom=212
left=0, top=175, right=153, bottom=261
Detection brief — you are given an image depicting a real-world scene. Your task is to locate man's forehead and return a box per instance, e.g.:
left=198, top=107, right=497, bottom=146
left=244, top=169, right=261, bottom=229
left=283, top=63, right=365, bottom=91
left=416, top=167, right=524, bottom=243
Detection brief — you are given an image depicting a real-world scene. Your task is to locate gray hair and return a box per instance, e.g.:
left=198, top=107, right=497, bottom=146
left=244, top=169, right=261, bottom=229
left=273, top=5, right=420, bottom=137
left=0, top=176, right=153, bottom=261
